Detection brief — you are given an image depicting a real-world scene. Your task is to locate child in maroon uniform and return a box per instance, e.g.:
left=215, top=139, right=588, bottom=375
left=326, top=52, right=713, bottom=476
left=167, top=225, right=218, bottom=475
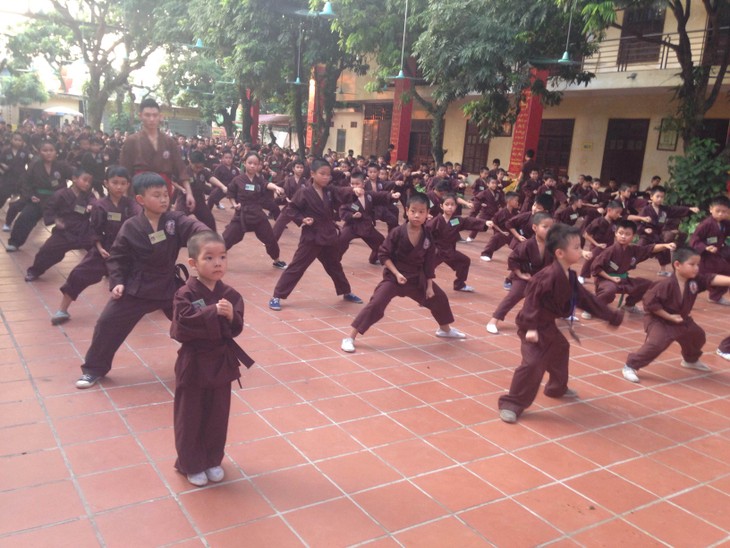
left=269, top=159, right=362, bottom=311
left=272, top=159, right=308, bottom=241
left=222, top=152, right=287, bottom=269
left=467, top=177, right=503, bottom=241
left=498, top=224, right=624, bottom=423
left=480, top=192, right=520, bottom=262
left=579, top=200, right=622, bottom=285
left=172, top=231, right=253, bottom=487
left=621, top=247, right=730, bottom=383
left=689, top=196, right=730, bottom=305
left=177, top=150, right=227, bottom=231
left=208, top=149, right=239, bottom=210
left=338, top=172, right=400, bottom=265
left=591, top=219, right=676, bottom=313
left=487, top=212, right=554, bottom=334
left=75, top=172, right=208, bottom=389
left=637, top=186, right=699, bottom=277
left=341, top=193, right=466, bottom=353
left=427, top=194, right=488, bottom=292
left=51, top=166, right=138, bottom=325
left=24, top=167, right=96, bottom=282
left=0, top=132, right=32, bottom=223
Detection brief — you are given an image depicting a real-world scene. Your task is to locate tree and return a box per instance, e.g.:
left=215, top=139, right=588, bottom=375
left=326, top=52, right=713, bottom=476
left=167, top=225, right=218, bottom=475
left=0, top=70, right=49, bottom=109
left=583, top=0, right=730, bottom=150
left=9, top=0, right=175, bottom=130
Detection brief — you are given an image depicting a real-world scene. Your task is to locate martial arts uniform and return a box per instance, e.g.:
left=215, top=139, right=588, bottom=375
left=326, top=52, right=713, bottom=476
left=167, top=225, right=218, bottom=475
left=338, top=190, right=392, bottom=264
left=119, top=131, right=187, bottom=196
left=498, top=261, right=623, bottom=417
left=637, top=204, right=692, bottom=266
left=591, top=242, right=656, bottom=306
left=272, top=174, right=309, bottom=241
left=175, top=166, right=216, bottom=231
left=689, top=216, right=730, bottom=303
left=208, top=163, right=239, bottom=209
left=468, top=188, right=504, bottom=240
left=579, top=215, right=616, bottom=279
left=172, top=277, right=253, bottom=475
left=427, top=214, right=486, bottom=290
left=481, top=205, right=519, bottom=259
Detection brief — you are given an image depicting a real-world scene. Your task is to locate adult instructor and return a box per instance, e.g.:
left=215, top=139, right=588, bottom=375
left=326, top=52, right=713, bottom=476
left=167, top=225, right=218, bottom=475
left=120, top=98, right=194, bottom=210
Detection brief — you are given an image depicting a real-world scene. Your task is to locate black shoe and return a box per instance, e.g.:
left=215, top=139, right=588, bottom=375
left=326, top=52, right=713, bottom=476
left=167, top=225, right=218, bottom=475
left=272, top=260, right=287, bottom=270
left=24, top=271, right=38, bottom=282
left=343, top=293, right=363, bottom=304
left=75, top=374, right=101, bottom=389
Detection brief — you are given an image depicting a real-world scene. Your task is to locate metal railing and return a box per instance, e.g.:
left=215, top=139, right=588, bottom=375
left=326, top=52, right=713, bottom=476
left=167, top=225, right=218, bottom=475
left=581, top=26, right=728, bottom=74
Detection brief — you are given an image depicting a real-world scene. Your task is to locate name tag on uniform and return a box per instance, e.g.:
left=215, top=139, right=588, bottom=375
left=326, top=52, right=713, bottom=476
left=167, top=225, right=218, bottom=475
left=570, top=213, right=578, bottom=220
left=149, top=230, right=167, bottom=244
left=192, top=298, right=206, bottom=310
left=592, top=198, right=597, bottom=203
left=609, top=260, right=619, bottom=271
left=74, top=205, right=87, bottom=214
left=51, top=179, right=59, bottom=187
left=449, top=218, right=460, bottom=226
left=706, top=236, right=718, bottom=244
left=658, top=212, right=667, bottom=223
left=545, top=190, right=552, bottom=195
left=244, top=183, right=256, bottom=191
left=429, top=200, right=434, bottom=208
left=107, top=212, right=122, bottom=222
left=351, top=203, right=360, bottom=211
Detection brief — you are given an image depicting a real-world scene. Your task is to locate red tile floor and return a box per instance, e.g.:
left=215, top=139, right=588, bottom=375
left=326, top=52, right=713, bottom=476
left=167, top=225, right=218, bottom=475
left=1, top=206, right=730, bottom=547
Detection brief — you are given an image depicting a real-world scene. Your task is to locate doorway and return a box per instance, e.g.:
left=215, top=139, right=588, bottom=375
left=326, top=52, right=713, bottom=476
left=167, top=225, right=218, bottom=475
left=600, top=119, right=650, bottom=185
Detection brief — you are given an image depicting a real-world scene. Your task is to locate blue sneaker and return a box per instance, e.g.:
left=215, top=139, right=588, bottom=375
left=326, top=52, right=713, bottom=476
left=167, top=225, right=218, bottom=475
left=268, top=297, right=281, bottom=311
left=503, top=280, right=512, bottom=290
left=343, top=293, right=363, bottom=304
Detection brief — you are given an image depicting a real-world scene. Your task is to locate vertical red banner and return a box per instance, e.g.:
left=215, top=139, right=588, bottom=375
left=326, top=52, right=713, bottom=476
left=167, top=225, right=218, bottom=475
left=390, top=77, right=413, bottom=163
left=507, top=70, right=547, bottom=177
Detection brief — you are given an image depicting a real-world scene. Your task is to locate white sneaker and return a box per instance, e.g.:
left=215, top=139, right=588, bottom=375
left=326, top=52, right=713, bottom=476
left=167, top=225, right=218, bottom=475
left=465, top=237, right=473, bottom=242
left=681, top=360, right=711, bottom=372
left=435, top=327, right=466, bottom=339
left=480, top=255, right=492, bottom=262
left=623, top=305, right=643, bottom=314
left=187, top=471, right=209, bottom=486
left=1, top=224, right=9, bottom=232
left=341, top=337, right=355, bottom=353
left=622, top=365, right=640, bottom=383
left=499, top=409, right=517, bottom=423
left=457, top=285, right=475, bottom=292
left=486, top=323, right=499, bottom=334
left=216, top=203, right=226, bottom=210
left=717, top=349, right=730, bottom=361
left=577, top=276, right=585, bottom=285
left=564, top=315, right=579, bottom=322
left=581, top=311, right=592, bottom=320
left=205, top=466, right=225, bottom=482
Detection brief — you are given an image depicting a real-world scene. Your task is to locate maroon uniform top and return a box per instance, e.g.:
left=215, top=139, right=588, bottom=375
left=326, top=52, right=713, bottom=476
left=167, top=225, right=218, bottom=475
left=212, top=163, right=240, bottom=186
left=507, top=237, right=553, bottom=276
left=584, top=215, right=616, bottom=246
left=227, top=173, right=271, bottom=226
left=426, top=191, right=443, bottom=218
left=492, top=205, right=519, bottom=232
left=378, top=222, right=437, bottom=289
left=427, top=214, right=485, bottom=253
left=339, top=190, right=392, bottom=237
left=472, top=188, right=504, bottom=219
left=171, top=277, right=251, bottom=389
left=638, top=204, right=691, bottom=239
left=289, top=184, right=343, bottom=246
left=591, top=243, right=655, bottom=278
left=43, top=187, right=94, bottom=239
left=690, top=216, right=729, bottom=257
left=106, top=210, right=207, bottom=301
left=517, top=261, right=624, bottom=331
left=90, top=195, right=139, bottom=250
left=120, top=131, right=187, bottom=188
left=535, top=185, right=566, bottom=212
left=282, top=175, right=308, bottom=201
left=472, top=177, right=488, bottom=195
left=581, top=188, right=604, bottom=208
left=555, top=206, right=582, bottom=226
left=21, top=159, right=73, bottom=205
left=0, top=146, right=32, bottom=183
left=506, top=211, right=535, bottom=240
left=642, top=273, right=715, bottom=324
left=80, top=151, right=106, bottom=183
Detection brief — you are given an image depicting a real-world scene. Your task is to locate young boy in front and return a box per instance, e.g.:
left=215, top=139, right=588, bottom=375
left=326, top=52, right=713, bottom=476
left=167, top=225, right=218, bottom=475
left=75, top=172, right=209, bottom=389
left=341, top=192, right=466, bottom=353
left=498, top=224, right=624, bottom=423
left=621, top=247, right=730, bottom=383
left=171, top=231, right=253, bottom=487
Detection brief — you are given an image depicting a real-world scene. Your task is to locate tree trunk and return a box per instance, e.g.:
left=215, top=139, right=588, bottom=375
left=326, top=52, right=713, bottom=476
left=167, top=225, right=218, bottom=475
left=219, top=105, right=237, bottom=139
left=240, top=89, right=253, bottom=144
left=430, top=105, right=447, bottom=165
left=292, top=85, right=306, bottom=158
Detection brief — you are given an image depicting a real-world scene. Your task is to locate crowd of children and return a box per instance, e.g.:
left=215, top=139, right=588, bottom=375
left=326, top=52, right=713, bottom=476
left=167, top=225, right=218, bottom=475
left=1, top=112, right=729, bottom=481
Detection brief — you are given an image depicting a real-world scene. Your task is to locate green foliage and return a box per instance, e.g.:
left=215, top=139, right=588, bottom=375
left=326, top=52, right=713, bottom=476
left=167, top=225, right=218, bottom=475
left=106, top=111, right=135, bottom=133
left=0, top=71, right=48, bottom=106
left=667, top=138, right=730, bottom=232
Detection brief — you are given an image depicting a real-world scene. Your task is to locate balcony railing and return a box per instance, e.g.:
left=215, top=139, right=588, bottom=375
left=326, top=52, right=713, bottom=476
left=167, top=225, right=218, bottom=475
left=581, top=26, right=729, bottom=74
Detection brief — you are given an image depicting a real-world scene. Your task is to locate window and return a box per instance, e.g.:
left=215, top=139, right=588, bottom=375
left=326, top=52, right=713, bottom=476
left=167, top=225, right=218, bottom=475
left=462, top=121, right=489, bottom=175
left=703, top=3, right=730, bottom=66
left=699, top=119, right=729, bottom=150
left=336, top=129, right=347, bottom=153
left=617, top=3, right=665, bottom=68
left=537, top=119, right=574, bottom=178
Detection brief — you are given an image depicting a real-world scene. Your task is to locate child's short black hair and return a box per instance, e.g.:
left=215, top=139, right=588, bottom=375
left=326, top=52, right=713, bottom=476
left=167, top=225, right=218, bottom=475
left=672, top=246, right=699, bottom=265
left=584, top=175, right=593, bottom=183
left=709, top=196, right=730, bottom=208
left=619, top=183, right=632, bottom=192
left=310, top=158, right=331, bottom=173
left=435, top=179, right=452, bottom=193
left=132, top=172, right=167, bottom=195
left=292, top=159, right=305, bottom=167
left=546, top=223, right=581, bottom=256
left=531, top=211, right=553, bottom=227
left=606, top=200, right=622, bottom=210
left=407, top=192, right=429, bottom=208
left=505, top=191, right=519, bottom=201
left=106, top=165, right=131, bottom=180
left=568, top=194, right=582, bottom=205
left=366, top=163, right=379, bottom=171
left=615, top=219, right=637, bottom=233
left=350, top=171, right=365, bottom=181
left=139, top=98, right=160, bottom=112
left=535, top=193, right=554, bottom=211
left=189, top=150, right=206, bottom=164
left=72, top=166, right=91, bottom=179
left=442, top=193, right=457, bottom=204
left=187, top=231, right=225, bottom=259
left=649, top=185, right=666, bottom=195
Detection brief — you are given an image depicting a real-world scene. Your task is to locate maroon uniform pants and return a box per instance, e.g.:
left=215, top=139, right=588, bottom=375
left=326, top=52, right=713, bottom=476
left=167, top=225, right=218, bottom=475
left=351, top=279, right=454, bottom=335
left=273, top=241, right=351, bottom=299
left=339, top=225, right=385, bottom=264
left=719, top=335, right=730, bottom=354
left=481, top=232, right=511, bottom=259
left=174, top=383, right=231, bottom=474
left=434, top=249, right=471, bottom=290
left=81, top=295, right=172, bottom=377
left=626, top=318, right=705, bottom=369
left=28, top=233, right=93, bottom=277
left=492, top=278, right=529, bottom=320
left=60, top=249, right=108, bottom=300
left=272, top=207, right=295, bottom=241
left=176, top=192, right=216, bottom=232
left=498, top=323, right=571, bottom=417
left=700, top=255, right=730, bottom=302
left=223, top=216, right=280, bottom=261
left=595, top=277, right=652, bottom=307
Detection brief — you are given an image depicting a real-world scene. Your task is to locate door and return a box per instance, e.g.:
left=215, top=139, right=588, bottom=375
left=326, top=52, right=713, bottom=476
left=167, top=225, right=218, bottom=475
left=537, top=119, right=574, bottom=177
left=361, top=104, right=392, bottom=159
left=600, top=119, right=650, bottom=185
left=409, top=120, right=433, bottom=167
left=462, top=120, right=489, bottom=174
